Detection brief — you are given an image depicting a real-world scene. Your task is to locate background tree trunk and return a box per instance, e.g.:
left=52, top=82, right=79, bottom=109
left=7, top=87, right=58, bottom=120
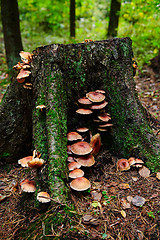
left=70, top=0, right=76, bottom=38
left=107, top=0, right=121, bottom=38
left=1, top=0, right=23, bottom=69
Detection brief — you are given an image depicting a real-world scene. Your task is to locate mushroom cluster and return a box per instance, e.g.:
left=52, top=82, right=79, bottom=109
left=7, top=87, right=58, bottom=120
left=76, top=90, right=113, bottom=132
left=13, top=51, right=33, bottom=89
left=117, top=157, right=144, bottom=171
left=18, top=150, right=51, bottom=203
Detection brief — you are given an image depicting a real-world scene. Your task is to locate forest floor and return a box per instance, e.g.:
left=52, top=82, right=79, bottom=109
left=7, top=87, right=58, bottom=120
left=0, top=61, right=160, bottom=240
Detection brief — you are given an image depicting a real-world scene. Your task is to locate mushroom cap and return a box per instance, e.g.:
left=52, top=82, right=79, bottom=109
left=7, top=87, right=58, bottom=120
left=75, top=155, right=95, bottom=167
left=36, top=105, right=46, bottom=109
left=68, top=161, right=81, bottom=171
left=78, top=97, right=92, bottom=105
left=97, top=128, right=108, bottom=132
left=19, top=51, right=32, bottom=63
left=90, top=101, right=108, bottom=110
left=76, top=109, right=93, bottom=115
left=67, top=145, right=72, bottom=155
left=117, top=159, right=130, bottom=171
left=77, top=127, right=89, bottom=133
left=98, top=112, right=111, bottom=122
left=37, top=192, right=51, bottom=203
left=128, top=157, right=136, bottom=166
left=28, top=158, right=45, bottom=168
left=98, top=123, right=113, bottom=128
left=95, top=90, right=106, bottom=94
left=18, top=156, right=33, bottom=167
left=67, top=156, right=75, bottom=162
left=70, top=177, right=91, bottom=191
left=86, top=91, right=105, bottom=103
left=20, top=179, right=36, bottom=193
left=67, top=131, right=82, bottom=141
left=71, top=141, right=93, bottom=155
left=90, top=133, right=102, bottom=155
left=69, top=169, right=84, bottom=178
left=17, top=69, right=31, bottom=80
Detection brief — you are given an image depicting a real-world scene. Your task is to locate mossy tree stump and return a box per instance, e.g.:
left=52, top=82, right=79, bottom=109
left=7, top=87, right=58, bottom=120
left=0, top=38, right=159, bottom=202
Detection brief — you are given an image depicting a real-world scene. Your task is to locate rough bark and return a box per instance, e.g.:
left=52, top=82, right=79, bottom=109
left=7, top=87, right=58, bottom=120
left=0, top=76, right=33, bottom=163
left=1, top=0, right=23, bottom=69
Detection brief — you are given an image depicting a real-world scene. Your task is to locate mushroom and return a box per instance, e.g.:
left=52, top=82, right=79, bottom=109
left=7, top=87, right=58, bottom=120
left=16, top=69, right=31, bottom=83
left=86, top=91, right=105, bottom=103
left=70, top=177, right=91, bottom=191
left=67, top=131, right=82, bottom=142
left=98, top=123, right=113, bottom=128
left=78, top=97, right=92, bottom=105
left=67, top=156, right=75, bottom=162
left=90, top=133, right=102, bottom=156
left=89, top=101, right=108, bottom=110
left=77, top=127, right=89, bottom=133
left=95, top=90, right=106, bottom=94
left=75, top=155, right=95, bottom=167
left=19, top=51, right=33, bottom=64
left=18, top=156, right=33, bottom=167
left=68, top=161, right=81, bottom=171
left=67, top=145, right=73, bottom=155
left=76, top=109, right=93, bottom=115
left=117, top=159, right=130, bottom=171
left=69, top=169, right=84, bottom=178
left=71, top=141, right=93, bottom=155
left=128, top=157, right=136, bottom=166
left=36, top=105, right=46, bottom=111
left=98, top=112, right=111, bottom=122
left=97, top=128, right=108, bottom=132
left=20, top=179, right=36, bottom=193
left=28, top=157, right=45, bottom=168
left=37, top=192, right=51, bottom=203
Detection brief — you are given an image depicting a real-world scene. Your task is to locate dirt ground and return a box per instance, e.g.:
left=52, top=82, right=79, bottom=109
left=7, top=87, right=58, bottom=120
left=0, top=61, right=160, bottom=239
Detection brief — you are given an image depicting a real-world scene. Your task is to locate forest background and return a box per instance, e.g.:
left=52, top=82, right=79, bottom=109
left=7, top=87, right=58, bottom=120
left=0, top=0, right=160, bottom=75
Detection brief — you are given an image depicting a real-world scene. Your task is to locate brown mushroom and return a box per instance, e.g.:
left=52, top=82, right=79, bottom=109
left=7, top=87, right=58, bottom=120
left=70, top=177, right=91, bottom=191
left=76, top=109, right=93, bottom=115
left=90, top=133, right=102, bottom=155
left=128, top=157, right=136, bottom=166
left=98, top=123, right=113, bottom=128
left=19, top=51, right=32, bottom=64
left=77, top=127, right=89, bottom=133
left=28, top=158, right=45, bottom=168
left=71, top=141, right=93, bottom=155
left=37, top=192, right=51, bottom=203
left=75, top=155, right=95, bottom=167
left=18, top=156, right=33, bottom=167
left=95, top=90, right=106, bottom=94
left=69, top=169, right=84, bottom=178
left=117, top=159, right=130, bottom=171
left=67, top=156, right=75, bottom=162
left=68, top=161, right=81, bottom=171
left=78, top=97, right=92, bottom=105
left=67, top=131, right=82, bottom=142
left=86, top=91, right=105, bottom=103
left=98, top=112, right=111, bottom=122
left=90, top=101, right=108, bottom=110
left=36, top=105, right=46, bottom=111
left=17, top=69, right=31, bottom=83
left=20, top=179, right=36, bottom=193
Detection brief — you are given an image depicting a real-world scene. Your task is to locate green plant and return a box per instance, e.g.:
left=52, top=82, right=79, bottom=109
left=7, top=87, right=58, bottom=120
left=147, top=211, right=155, bottom=219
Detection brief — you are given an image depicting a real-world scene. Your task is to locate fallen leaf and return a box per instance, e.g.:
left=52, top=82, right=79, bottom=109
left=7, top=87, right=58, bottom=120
left=121, top=210, right=126, bottom=218
left=92, top=201, right=101, bottom=208
left=127, top=196, right=133, bottom=202
left=121, top=198, right=131, bottom=209
left=139, top=166, right=150, bottom=178
left=132, top=176, right=138, bottom=181
left=90, top=191, right=102, bottom=201
left=82, top=214, right=99, bottom=225
left=156, top=172, right=160, bottom=180
left=118, top=183, right=130, bottom=189
left=132, top=195, right=146, bottom=207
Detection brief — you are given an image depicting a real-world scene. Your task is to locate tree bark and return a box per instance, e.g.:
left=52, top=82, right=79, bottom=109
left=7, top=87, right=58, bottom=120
left=70, top=0, right=76, bottom=38
left=107, top=0, right=121, bottom=38
left=1, top=0, right=23, bottom=69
